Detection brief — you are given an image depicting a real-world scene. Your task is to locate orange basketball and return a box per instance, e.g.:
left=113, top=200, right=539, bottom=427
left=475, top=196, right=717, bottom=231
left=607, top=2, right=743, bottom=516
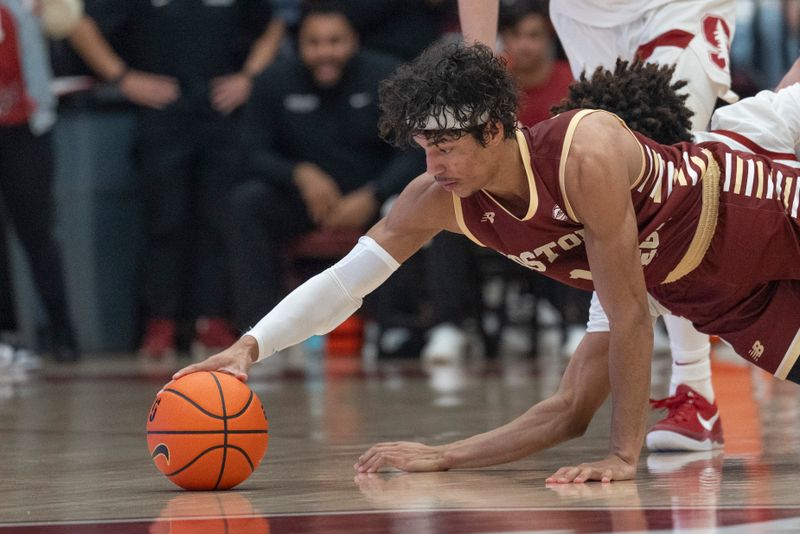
left=146, top=371, right=269, bottom=490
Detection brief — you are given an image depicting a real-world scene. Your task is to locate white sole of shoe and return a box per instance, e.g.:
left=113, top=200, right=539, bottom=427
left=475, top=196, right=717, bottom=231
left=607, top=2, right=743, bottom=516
left=646, top=430, right=724, bottom=452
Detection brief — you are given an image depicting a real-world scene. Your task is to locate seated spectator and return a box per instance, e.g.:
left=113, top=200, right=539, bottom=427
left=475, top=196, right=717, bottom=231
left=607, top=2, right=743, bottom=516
left=68, top=1, right=284, bottom=361
left=227, top=1, right=423, bottom=330
left=422, top=0, right=588, bottom=363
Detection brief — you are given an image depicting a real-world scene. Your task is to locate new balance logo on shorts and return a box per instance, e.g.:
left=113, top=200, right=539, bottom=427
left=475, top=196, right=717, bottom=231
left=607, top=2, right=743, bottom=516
left=749, top=340, right=764, bottom=361
left=481, top=212, right=495, bottom=223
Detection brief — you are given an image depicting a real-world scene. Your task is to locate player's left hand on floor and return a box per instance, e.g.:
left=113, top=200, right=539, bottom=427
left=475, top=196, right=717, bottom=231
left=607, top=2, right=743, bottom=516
left=354, top=441, right=448, bottom=473
left=545, top=454, right=636, bottom=484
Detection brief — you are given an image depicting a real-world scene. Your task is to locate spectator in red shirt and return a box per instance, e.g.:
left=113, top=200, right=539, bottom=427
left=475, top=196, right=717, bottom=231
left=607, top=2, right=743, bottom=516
left=499, top=0, right=573, bottom=126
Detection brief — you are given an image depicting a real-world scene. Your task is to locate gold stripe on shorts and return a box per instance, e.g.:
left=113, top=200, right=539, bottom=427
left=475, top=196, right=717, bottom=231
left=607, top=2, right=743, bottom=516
left=775, top=329, right=800, bottom=380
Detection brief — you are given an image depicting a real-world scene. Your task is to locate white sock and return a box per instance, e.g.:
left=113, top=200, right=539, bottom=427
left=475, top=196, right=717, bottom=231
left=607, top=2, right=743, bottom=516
left=664, top=314, right=715, bottom=402
left=670, top=358, right=714, bottom=402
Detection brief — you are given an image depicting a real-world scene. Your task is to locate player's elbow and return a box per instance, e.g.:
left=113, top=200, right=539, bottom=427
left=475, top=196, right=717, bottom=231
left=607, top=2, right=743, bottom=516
left=565, top=408, right=594, bottom=439
left=553, top=393, right=594, bottom=439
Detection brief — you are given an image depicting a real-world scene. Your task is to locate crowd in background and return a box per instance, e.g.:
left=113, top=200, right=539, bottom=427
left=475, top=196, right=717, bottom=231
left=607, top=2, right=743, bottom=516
left=1, top=0, right=798, bottom=369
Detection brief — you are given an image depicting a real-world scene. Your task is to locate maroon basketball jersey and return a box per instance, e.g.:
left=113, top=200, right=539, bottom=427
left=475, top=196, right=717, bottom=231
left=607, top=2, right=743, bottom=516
left=454, top=109, right=721, bottom=291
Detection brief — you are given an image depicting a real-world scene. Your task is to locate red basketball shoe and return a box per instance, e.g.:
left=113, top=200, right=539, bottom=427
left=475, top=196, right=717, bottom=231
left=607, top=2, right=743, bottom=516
left=139, top=318, right=177, bottom=362
left=646, top=384, right=724, bottom=451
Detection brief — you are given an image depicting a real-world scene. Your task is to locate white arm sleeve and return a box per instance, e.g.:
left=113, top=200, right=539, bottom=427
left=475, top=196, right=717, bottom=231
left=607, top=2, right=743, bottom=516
left=586, top=292, right=669, bottom=332
left=694, top=83, right=800, bottom=166
left=245, top=236, right=400, bottom=361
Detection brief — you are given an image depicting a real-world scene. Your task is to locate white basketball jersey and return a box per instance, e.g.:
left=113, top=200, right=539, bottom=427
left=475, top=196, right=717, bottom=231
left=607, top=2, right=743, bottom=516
left=549, top=0, right=674, bottom=28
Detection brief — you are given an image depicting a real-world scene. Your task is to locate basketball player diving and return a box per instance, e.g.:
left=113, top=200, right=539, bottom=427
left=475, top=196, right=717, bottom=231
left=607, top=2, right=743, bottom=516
left=176, top=43, right=800, bottom=483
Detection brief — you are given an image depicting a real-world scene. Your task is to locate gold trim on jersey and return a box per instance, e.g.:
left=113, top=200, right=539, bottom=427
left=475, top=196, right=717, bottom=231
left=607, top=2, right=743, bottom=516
left=480, top=129, right=539, bottom=222
left=775, top=328, right=800, bottom=380
left=515, top=129, right=539, bottom=221
left=558, top=110, right=646, bottom=223
left=452, top=194, right=487, bottom=248
left=662, top=149, right=720, bottom=284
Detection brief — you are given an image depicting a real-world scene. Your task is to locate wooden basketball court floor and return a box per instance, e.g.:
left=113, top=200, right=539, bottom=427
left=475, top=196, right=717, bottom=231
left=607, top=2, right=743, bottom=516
left=2, top=341, right=800, bottom=534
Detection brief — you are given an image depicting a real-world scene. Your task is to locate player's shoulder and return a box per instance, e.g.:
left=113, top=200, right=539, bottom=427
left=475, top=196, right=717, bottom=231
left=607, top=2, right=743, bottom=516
left=569, top=110, right=631, bottom=153
left=567, top=111, right=644, bottom=183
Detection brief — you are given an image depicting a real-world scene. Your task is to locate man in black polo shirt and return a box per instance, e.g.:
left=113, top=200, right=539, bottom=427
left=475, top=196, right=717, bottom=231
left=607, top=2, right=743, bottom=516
left=68, top=0, right=284, bottom=360
left=227, top=1, right=423, bottom=330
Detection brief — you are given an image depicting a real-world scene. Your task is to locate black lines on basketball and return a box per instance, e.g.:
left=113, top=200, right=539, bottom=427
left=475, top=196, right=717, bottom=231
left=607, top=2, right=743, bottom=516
left=162, top=388, right=228, bottom=419
left=165, top=445, right=255, bottom=477
left=211, top=372, right=229, bottom=491
left=228, top=391, right=254, bottom=418
left=147, top=429, right=268, bottom=435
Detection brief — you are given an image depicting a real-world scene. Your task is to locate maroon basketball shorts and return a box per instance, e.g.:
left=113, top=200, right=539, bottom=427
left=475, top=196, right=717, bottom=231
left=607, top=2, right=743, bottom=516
left=651, top=176, right=800, bottom=383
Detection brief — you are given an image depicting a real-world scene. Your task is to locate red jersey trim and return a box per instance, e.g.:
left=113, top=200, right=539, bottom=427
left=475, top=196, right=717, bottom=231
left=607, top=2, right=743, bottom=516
left=710, top=129, right=799, bottom=162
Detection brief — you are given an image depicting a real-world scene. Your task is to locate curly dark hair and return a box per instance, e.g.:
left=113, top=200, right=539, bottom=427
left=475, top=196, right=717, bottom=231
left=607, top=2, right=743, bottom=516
left=378, top=41, right=519, bottom=148
left=552, top=59, right=694, bottom=144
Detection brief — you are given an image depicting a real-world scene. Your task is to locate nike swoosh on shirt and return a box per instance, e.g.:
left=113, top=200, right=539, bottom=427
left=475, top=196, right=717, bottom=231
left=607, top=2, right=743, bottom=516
left=697, top=412, right=719, bottom=431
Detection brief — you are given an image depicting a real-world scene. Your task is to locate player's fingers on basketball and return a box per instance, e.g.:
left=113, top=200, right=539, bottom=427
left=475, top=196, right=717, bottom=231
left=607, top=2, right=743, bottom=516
left=172, top=363, right=202, bottom=380
left=218, top=366, right=248, bottom=382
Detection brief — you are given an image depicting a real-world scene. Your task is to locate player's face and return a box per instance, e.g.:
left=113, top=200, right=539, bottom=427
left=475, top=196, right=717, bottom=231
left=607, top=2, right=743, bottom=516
left=413, top=133, right=495, bottom=197
left=299, top=13, right=359, bottom=88
left=501, top=14, right=552, bottom=72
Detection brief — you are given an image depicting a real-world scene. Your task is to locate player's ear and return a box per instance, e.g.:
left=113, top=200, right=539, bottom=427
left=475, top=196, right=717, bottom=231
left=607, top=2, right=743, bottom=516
left=484, top=120, right=505, bottom=147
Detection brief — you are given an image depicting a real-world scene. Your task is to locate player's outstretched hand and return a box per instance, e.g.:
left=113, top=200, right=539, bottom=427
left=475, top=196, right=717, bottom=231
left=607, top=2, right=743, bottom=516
left=354, top=441, right=449, bottom=473
left=545, top=454, right=636, bottom=484
left=172, top=335, right=259, bottom=382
